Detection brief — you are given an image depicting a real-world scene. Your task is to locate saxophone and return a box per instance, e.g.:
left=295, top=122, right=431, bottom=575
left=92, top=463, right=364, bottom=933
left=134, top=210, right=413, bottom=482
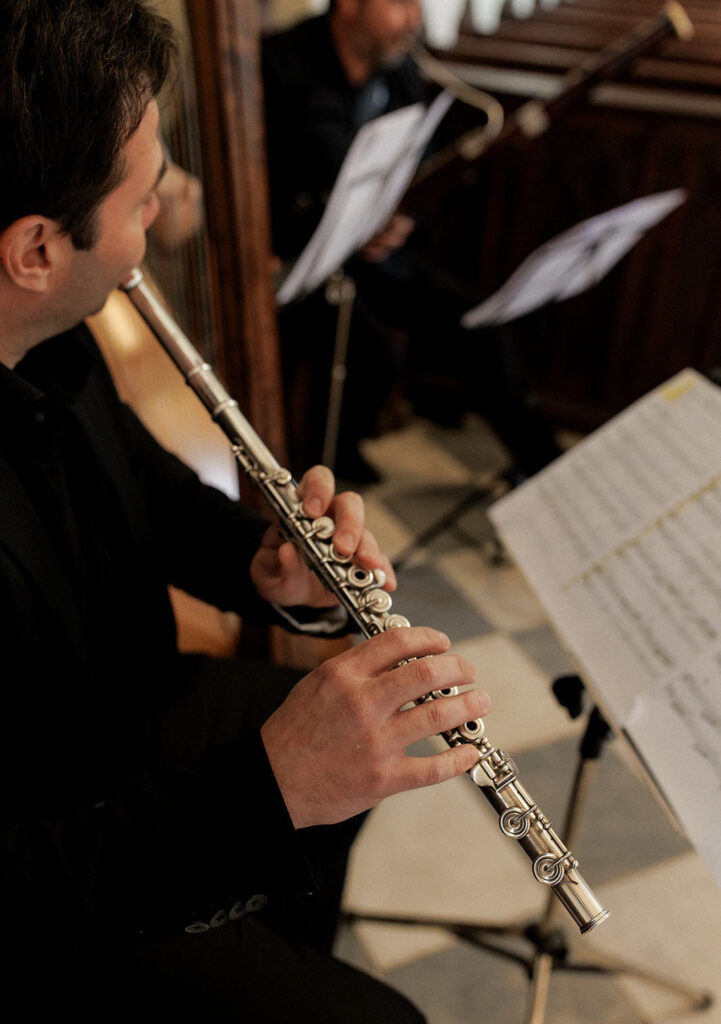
left=121, top=269, right=609, bottom=935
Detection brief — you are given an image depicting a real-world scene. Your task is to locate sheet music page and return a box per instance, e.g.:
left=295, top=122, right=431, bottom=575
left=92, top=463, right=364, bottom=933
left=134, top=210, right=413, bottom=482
left=628, top=651, right=721, bottom=884
left=276, top=90, right=453, bottom=306
left=462, top=189, right=686, bottom=328
left=489, top=369, right=721, bottom=886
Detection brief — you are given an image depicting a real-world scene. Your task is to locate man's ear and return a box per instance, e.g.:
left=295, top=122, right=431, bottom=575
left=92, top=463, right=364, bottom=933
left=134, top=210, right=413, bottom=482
left=0, top=216, right=71, bottom=293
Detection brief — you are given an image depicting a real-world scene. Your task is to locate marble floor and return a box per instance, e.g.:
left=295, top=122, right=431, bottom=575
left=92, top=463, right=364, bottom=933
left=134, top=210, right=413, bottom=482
left=333, top=414, right=721, bottom=1024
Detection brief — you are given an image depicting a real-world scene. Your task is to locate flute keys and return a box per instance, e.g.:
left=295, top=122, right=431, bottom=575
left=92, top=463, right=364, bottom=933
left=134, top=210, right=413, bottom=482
left=431, top=687, right=459, bottom=698
left=500, top=806, right=534, bottom=839
left=345, top=565, right=388, bottom=589
left=263, top=468, right=293, bottom=486
left=458, top=718, right=485, bottom=742
left=330, top=544, right=353, bottom=564
left=307, top=515, right=335, bottom=539
left=359, top=589, right=393, bottom=613
left=384, top=614, right=411, bottom=629
left=533, top=853, right=570, bottom=886
left=372, top=568, right=387, bottom=588
left=347, top=565, right=374, bottom=587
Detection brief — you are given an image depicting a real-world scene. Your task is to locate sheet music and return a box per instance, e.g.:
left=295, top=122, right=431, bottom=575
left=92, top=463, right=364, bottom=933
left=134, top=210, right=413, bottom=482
left=276, top=90, right=453, bottom=306
left=628, top=652, right=721, bottom=884
left=462, top=189, right=686, bottom=328
left=490, top=369, right=721, bottom=886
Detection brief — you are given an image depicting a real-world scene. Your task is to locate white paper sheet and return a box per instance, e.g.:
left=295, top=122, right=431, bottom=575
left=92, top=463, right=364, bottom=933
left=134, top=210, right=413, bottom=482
left=276, top=91, right=453, bottom=306
left=628, top=651, right=721, bottom=883
left=490, top=369, right=721, bottom=886
left=462, top=189, right=687, bottom=328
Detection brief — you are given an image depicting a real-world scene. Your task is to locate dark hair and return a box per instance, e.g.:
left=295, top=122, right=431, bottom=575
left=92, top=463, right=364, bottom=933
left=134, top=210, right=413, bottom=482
left=0, top=0, right=175, bottom=249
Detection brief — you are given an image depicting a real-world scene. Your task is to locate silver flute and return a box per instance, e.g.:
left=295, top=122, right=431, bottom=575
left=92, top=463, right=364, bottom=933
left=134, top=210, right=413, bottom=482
left=121, top=269, right=609, bottom=935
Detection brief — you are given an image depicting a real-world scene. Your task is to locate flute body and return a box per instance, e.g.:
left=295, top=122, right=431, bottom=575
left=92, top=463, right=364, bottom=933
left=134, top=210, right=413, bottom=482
left=121, top=270, right=609, bottom=935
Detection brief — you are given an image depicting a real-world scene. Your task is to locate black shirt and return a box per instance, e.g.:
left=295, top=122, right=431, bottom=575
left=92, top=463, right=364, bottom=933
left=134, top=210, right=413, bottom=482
left=2, top=334, right=166, bottom=681
left=0, top=327, right=317, bottom=985
left=262, top=13, right=425, bottom=260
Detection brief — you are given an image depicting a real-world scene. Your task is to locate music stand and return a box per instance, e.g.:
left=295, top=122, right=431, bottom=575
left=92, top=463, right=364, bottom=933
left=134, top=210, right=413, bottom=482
left=322, top=271, right=357, bottom=473
left=390, top=470, right=510, bottom=573
left=344, top=675, right=713, bottom=1023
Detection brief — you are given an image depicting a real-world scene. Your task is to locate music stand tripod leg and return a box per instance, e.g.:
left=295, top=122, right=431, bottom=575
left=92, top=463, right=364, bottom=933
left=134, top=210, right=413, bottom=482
left=526, top=952, right=553, bottom=1024
left=570, top=946, right=714, bottom=1017
left=520, top=700, right=608, bottom=1024
left=344, top=677, right=713, bottom=1021
left=539, top=678, right=714, bottom=1020
left=392, top=477, right=508, bottom=572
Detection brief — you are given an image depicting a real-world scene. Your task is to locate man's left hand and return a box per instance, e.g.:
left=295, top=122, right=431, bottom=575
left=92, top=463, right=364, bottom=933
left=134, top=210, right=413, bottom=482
left=250, top=465, right=396, bottom=608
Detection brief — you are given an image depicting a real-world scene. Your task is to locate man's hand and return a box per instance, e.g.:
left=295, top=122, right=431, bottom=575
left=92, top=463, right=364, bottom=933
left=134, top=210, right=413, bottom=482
left=361, top=214, right=415, bottom=263
left=152, top=162, right=204, bottom=252
left=261, top=626, right=489, bottom=828
left=249, top=464, right=395, bottom=608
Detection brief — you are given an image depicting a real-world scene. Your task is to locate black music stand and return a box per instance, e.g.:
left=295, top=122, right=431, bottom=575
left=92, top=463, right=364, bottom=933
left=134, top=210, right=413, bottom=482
left=390, top=470, right=510, bottom=573
left=344, top=675, right=713, bottom=1023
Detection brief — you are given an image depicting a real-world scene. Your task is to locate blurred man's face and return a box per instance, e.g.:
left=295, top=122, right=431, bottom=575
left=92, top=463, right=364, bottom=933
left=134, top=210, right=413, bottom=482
left=52, top=100, right=165, bottom=331
left=348, top=0, right=424, bottom=67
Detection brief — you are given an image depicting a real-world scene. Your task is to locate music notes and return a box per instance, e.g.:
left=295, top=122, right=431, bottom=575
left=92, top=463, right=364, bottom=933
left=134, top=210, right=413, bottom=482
left=628, top=654, right=721, bottom=884
left=490, top=369, right=721, bottom=886
left=276, top=90, right=452, bottom=305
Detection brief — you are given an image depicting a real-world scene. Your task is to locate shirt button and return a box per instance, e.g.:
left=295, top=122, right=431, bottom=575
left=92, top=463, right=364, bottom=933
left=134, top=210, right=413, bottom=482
left=229, top=901, right=246, bottom=921
left=244, top=894, right=267, bottom=913
left=184, top=921, right=210, bottom=934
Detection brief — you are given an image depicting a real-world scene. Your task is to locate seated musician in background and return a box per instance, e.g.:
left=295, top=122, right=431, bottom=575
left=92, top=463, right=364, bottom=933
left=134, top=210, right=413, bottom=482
left=0, top=2, right=489, bottom=1020
left=263, top=0, right=425, bottom=482
left=264, top=0, right=561, bottom=483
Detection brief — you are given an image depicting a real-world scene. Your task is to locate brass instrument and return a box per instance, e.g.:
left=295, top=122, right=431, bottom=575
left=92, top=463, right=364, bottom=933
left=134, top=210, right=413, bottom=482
left=121, top=269, right=609, bottom=935
left=405, top=1, right=694, bottom=214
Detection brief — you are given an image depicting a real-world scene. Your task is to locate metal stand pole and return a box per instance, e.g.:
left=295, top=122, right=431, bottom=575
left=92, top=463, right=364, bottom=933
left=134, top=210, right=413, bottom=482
left=322, top=271, right=356, bottom=472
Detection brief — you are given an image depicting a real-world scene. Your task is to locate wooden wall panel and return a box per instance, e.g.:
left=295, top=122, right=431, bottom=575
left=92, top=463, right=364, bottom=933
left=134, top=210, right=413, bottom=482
left=430, top=0, right=721, bottom=430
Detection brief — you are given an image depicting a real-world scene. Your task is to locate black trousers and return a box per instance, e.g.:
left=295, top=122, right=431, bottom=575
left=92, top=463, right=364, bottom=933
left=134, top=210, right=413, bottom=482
left=20, top=656, right=425, bottom=1023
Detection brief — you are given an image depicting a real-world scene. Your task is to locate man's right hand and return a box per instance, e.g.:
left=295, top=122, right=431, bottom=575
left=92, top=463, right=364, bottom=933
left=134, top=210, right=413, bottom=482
left=361, top=213, right=415, bottom=263
left=260, top=626, right=489, bottom=829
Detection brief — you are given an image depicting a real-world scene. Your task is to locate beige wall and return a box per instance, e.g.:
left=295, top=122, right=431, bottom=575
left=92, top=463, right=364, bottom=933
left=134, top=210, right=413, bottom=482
left=266, top=0, right=327, bottom=31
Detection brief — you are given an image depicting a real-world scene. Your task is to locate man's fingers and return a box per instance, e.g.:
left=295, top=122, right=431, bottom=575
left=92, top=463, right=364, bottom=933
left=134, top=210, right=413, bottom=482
left=355, top=529, right=397, bottom=589
left=393, top=688, right=489, bottom=747
left=296, top=466, right=367, bottom=557
left=375, top=652, right=478, bottom=714
left=384, top=219, right=413, bottom=247
left=296, top=464, right=335, bottom=518
left=328, top=489, right=364, bottom=556
left=345, top=626, right=451, bottom=677
left=396, top=742, right=482, bottom=792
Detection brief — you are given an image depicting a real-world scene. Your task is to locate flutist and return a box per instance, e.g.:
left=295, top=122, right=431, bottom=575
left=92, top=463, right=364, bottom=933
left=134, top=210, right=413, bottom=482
left=0, top=3, right=488, bottom=1020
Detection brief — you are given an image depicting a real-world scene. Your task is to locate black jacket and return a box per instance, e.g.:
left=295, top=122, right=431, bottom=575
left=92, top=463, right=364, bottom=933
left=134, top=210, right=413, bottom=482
left=0, top=326, right=315, bottom=990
